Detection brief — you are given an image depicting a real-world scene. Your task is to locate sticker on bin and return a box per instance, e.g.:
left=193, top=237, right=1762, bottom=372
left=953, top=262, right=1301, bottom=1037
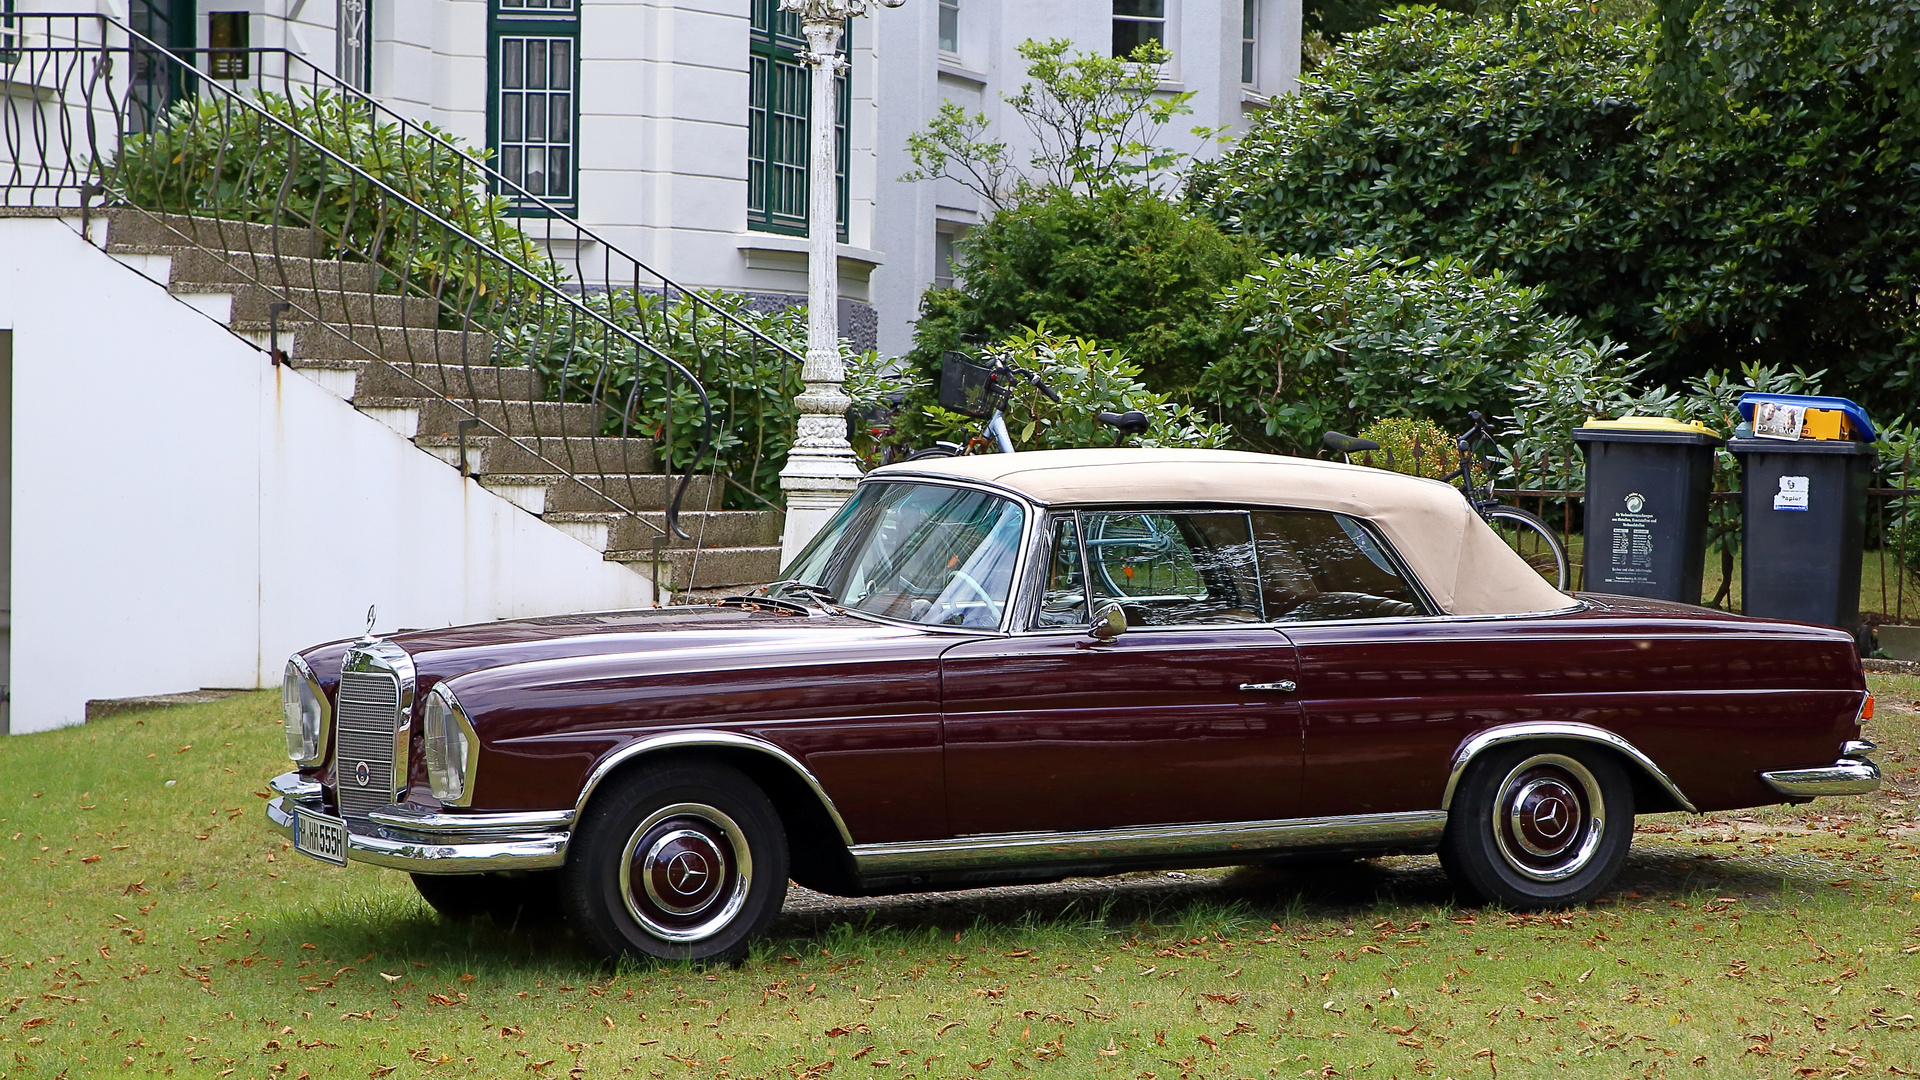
left=1773, top=475, right=1810, bottom=512
left=1753, top=401, right=1807, bottom=441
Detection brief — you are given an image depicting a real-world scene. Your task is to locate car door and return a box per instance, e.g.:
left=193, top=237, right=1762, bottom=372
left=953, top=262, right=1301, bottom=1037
left=1249, top=508, right=1485, bottom=817
left=940, top=509, right=1304, bottom=836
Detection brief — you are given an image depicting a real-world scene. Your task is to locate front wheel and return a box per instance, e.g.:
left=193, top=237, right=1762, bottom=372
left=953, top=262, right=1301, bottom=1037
left=1438, top=745, right=1633, bottom=909
left=1485, top=506, right=1570, bottom=591
left=562, top=760, right=788, bottom=964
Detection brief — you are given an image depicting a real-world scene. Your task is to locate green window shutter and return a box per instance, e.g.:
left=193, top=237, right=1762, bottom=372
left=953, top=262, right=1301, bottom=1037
left=489, top=0, right=579, bottom=215
left=748, top=0, right=848, bottom=239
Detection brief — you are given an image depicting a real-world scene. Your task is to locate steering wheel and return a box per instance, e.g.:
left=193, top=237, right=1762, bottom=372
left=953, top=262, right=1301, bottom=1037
left=930, top=568, right=1002, bottom=626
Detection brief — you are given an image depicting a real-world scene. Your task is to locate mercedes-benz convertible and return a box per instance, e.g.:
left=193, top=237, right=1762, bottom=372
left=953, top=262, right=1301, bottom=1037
left=266, top=449, right=1878, bottom=962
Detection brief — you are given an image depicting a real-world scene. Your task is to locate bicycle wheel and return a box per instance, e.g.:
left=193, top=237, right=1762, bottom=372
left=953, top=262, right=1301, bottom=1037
left=902, top=443, right=962, bottom=461
left=1485, top=506, right=1570, bottom=591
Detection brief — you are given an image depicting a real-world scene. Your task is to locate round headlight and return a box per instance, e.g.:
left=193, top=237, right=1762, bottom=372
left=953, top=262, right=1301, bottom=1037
left=281, top=656, right=326, bottom=765
left=424, top=684, right=476, bottom=805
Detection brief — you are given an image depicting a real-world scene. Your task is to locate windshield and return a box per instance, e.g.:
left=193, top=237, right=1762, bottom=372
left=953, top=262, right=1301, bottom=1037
left=774, top=482, right=1027, bottom=630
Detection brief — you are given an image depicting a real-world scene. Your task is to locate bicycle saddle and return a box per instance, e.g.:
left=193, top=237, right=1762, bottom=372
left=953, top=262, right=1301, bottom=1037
left=1323, top=431, right=1381, bottom=455
left=1096, top=410, right=1151, bottom=436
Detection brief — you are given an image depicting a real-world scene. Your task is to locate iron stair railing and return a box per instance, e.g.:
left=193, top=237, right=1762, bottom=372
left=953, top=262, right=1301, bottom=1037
left=2, top=13, right=804, bottom=552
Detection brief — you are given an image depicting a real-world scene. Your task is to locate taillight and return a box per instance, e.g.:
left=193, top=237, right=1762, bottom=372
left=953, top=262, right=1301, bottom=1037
left=1860, top=692, right=1874, bottom=721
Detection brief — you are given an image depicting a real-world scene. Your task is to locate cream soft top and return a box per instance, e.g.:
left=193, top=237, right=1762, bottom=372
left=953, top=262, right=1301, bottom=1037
left=873, top=448, right=1570, bottom=617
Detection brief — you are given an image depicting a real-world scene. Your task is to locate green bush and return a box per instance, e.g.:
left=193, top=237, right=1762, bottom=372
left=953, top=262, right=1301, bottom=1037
left=1353, top=417, right=1460, bottom=481
left=1198, top=247, right=1591, bottom=454
left=495, top=290, right=866, bottom=510
left=887, top=328, right=1231, bottom=456
left=106, top=90, right=555, bottom=317
left=907, top=187, right=1258, bottom=396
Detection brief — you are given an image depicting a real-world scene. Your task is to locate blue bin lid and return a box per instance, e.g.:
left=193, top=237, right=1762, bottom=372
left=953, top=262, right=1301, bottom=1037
left=1736, top=393, right=1875, bottom=442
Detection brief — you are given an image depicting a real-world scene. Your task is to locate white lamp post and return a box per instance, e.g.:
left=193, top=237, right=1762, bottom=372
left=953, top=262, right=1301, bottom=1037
left=776, top=0, right=902, bottom=567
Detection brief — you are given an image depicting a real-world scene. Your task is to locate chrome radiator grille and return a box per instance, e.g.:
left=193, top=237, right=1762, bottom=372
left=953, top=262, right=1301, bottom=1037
left=335, top=669, right=401, bottom=825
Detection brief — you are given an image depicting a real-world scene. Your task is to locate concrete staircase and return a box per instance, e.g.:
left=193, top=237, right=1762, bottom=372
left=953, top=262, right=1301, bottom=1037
left=99, top=210, right=785, bottom=596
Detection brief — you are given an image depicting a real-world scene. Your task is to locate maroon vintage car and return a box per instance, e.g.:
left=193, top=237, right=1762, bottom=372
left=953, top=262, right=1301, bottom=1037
left=266, top=448, right=1878, bottom=962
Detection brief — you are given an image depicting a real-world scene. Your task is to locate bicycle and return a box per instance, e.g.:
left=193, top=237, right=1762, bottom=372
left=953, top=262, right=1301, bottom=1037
left=904, top=350, right=1150, bottom=460
left=1324, top=413, right=1571, bottom=591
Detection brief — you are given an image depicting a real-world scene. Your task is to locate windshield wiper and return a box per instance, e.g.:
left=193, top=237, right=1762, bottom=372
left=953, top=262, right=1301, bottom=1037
left=764, top=579, right=842, bottom=610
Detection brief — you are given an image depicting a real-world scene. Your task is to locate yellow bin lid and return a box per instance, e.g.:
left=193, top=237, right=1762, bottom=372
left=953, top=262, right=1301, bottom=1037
left=1580, top=416, right=1722, bottom=438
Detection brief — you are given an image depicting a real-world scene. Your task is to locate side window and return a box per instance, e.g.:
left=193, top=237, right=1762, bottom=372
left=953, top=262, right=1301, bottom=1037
left=1081, top=511, right=1263, bottom=626
left=1034, top=515, right=1089, bottom=628
left=1251, top=511, right=1425, bottom=621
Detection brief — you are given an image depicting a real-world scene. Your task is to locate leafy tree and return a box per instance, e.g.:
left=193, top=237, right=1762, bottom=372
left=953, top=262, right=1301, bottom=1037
left=1190, top=0, right=1920, bottom=422
left=902, top=39, right=1211, bottom=209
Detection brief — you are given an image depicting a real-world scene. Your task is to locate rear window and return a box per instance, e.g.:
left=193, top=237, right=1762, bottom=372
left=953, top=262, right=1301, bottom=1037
left=1251, top=510, right=1426, bottom=621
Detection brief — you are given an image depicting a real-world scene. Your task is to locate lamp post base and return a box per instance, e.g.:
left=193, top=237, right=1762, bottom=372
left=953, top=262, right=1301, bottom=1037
left=778, top=455, right=861, bottom=567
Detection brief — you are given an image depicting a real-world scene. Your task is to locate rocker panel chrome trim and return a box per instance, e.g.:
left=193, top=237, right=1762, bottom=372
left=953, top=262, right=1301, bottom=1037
left=848, top=811, right=1448, bottom=875
left=573, top=730, right=855, bottom=846
left=1442, top=722, right=1697, bottom=814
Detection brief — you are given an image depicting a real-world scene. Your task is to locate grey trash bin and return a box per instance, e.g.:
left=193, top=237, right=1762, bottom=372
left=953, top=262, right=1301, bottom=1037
left=1573, top=417, right=1723, bottom=605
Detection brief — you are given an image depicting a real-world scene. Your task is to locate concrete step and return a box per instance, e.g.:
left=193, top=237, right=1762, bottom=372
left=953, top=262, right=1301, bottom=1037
left=480, top=473, right=717, bottom=515
left=207, top=283, right=441, bottom=329
left=414, top=435, right=655, bottom=476
left=608, top=545, right=785, bottom=591
left=107, top=243, right=378, bottom=294
left=548, top=509, right=780, bottom=552
left=284, top=358, right=543, bottom=404
left=246, top=323, right=495, bottom=368
left=355, top=397, right=603, bottom=440
left=104, top=210, right=316, bottom=259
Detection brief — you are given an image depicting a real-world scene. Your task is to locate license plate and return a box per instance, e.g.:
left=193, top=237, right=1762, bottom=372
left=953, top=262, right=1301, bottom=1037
left=293, top=805, right=349, bottom=866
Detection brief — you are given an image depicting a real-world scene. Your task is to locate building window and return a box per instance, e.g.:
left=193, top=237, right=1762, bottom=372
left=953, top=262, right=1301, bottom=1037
left=1112, top=0, right=1164, bottom=57
left=1241, top=0, right=1255, bottom=84
left=337, top=0, right=370, bottom=92
left=208, top=11, right=250, bottom=80
left=933, top=229, right=959, bottom=290
left=937, top=0, right=957, bottom=55
left=748, top=0, right=848, bottom=238
left=489, top=0, right=578, bottom=212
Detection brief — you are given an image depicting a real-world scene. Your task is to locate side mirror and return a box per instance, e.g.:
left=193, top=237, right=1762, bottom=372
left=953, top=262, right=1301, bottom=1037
left=1088, top=601, right=1127, bottom=642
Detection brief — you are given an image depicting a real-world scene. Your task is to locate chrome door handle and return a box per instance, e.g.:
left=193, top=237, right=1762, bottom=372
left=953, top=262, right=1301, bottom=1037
left=1239, top=680, right=1297, bottom=693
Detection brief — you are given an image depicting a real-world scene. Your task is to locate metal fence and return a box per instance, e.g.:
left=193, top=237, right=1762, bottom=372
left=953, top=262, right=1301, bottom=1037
left=2, top=13, right=805, bottom=554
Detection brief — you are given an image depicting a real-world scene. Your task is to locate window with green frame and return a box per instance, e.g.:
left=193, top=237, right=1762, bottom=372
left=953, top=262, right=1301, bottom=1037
left=748, top=0, right=848, bottom=238
left=489, top=0, right=579, bottom=214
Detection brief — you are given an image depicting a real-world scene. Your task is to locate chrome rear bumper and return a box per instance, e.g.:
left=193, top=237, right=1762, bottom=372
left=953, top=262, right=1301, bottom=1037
left=1760, top=741, right=1882, bottom=798
left=264, top=771, right=571, bottom=874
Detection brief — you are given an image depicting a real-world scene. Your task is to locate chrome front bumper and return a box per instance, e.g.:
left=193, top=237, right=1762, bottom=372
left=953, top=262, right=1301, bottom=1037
left=1760, top=741, right=1882, bottom=798
left=264, top=772, right=572, bottom=874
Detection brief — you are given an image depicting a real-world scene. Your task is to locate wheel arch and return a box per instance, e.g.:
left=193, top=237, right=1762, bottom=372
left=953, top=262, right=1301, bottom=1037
left=572, top=732, right=858, bottom=892
left=1441, top=722, right=1697, bottom=815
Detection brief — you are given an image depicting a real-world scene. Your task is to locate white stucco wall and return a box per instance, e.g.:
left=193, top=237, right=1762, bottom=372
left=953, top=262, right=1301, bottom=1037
left=0, top=216, right=657, bottom=734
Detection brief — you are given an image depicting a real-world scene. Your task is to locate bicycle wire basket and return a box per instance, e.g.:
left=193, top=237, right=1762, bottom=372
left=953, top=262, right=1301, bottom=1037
left=938, top=351, right=997, bottom=419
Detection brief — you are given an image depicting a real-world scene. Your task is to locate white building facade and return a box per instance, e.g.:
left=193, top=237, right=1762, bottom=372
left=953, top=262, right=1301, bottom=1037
left=99, top=0, right=1299, bottom=354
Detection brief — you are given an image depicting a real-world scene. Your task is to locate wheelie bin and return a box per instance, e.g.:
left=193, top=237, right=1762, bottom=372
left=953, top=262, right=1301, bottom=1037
left=1573, top=417, right=1723, bottom=604
left=1729, top=393, right=1876, bottom=651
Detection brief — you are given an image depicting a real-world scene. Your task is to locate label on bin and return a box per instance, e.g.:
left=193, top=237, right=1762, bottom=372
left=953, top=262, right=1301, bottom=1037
left=1606, top=492, right=1657, bottom=584
left=1773, top=475, right=1810, bottom=511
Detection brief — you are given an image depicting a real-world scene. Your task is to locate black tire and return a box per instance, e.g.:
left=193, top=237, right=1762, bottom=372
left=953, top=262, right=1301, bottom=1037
left=561, top=760, right=788, bottom=964
left=1438, top=744, right=1632, bottom=909
left=1485, top=506, right=1570, bottom=591
left=411, top=871, right=563, bottom=929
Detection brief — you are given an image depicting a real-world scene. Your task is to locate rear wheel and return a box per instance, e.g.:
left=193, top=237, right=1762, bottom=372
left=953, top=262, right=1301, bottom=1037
left=1439, top=745, right=1632, bottom=909
left=1485, top=506, right=1570, bottom=590
left=562, top=761, right=788, bottom=964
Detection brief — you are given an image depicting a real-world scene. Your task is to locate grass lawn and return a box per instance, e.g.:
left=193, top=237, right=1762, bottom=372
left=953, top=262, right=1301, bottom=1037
left=2, top=679, right=1918, bottom=1080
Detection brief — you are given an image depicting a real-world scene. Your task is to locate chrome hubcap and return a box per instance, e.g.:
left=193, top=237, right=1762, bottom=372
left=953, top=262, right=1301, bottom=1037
left=1491, top=754, right=1604, bottom=882
left=618, top=803, right=751, bottom=942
